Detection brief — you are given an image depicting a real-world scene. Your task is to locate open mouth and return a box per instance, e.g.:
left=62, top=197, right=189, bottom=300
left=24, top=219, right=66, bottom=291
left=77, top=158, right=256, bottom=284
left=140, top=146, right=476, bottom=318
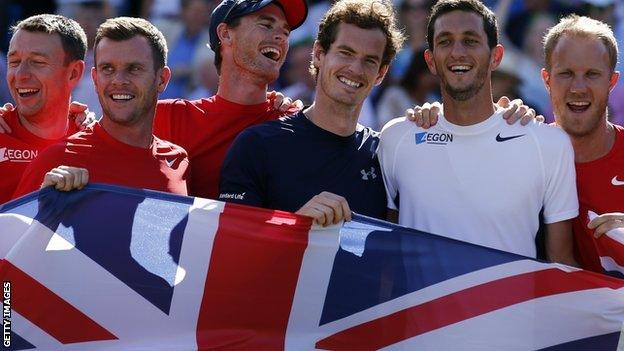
left=17, top=88, right=39, bottom=98
left=260, top=47, right=281, bottom=61
left=567, top=101, right=590, bottom=113
left=449, top=64, right=472, bottom=74
left=338, top=76, right=362, bottom=89
left=110, top=94, right=135, bottom=102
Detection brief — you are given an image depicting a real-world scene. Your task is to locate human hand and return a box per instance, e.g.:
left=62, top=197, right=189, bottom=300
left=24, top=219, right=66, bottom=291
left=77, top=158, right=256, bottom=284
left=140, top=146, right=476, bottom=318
left=267, top=90, right=304, bottom=113
left=295, top=191, right=352, bottom=226
left=405, top=101, right=442, bottom=129
left=41, top=165, right=89, bottom=191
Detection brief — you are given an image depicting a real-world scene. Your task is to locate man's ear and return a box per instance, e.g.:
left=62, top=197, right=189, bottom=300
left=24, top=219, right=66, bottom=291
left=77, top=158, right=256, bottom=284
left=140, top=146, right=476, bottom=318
left=91, top=66, right=98, bottom=89
left=157, top=66, right=172, bottom=93
left=541, top=68, right=551, bottom=92
left=312, top=40, right=324, bottom=68
left=489, top=44, right=504, bottom=71
left=216, top=22, right=232, bottom=47
left=424, top=49, right=437, bottom=75
left=374, top=64, right=389, bottom=86
left=609, top=71, right=620, bottom=92
left=68, top=60, right=85, bottom=89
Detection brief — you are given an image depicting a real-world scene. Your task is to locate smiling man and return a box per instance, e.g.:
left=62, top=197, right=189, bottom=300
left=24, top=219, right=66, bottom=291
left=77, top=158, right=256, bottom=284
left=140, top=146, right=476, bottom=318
left=0, top=15, right=86, bottom=203
left=219, top=0, right=404, bottom=225
left=152, top=0, right=307, bottom=199
left=13, top=17, right=189, bottom=197
left=378, top=0, right=578, bottom=264
left=541, top=15, right=624, bottom=272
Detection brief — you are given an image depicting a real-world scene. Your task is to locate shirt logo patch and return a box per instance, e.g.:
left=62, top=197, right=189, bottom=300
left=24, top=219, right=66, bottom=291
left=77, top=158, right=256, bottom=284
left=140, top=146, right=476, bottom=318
left=361, top=167, right=377, bottom=181
left=415, top=132, right=453, bottom=145
left=0, top=147, right=38, bottom=163
left=495, top=133, right=525, bottom=142
left=219, top=192, right=246, bottom=200
left=611, top=176, right=624, bottom=186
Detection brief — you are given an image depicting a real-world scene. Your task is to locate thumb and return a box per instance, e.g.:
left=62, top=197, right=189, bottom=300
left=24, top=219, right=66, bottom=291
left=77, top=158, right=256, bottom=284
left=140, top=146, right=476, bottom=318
left=69, top=101, right=88, bottom=114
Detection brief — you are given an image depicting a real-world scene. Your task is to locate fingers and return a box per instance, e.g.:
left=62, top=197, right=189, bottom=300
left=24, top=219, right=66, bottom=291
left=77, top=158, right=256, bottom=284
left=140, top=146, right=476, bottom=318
left=496, top=95, right=510, bottom=108
left=75, top=111, right=96, bottom=130
left=0, top=103, right=14, bottom=133
left=407, top=102, right=440, bottom=129
left=519, top=108, right=536, bottom=126
left=293, top=99, right=304, bottom=111
left=588, top=213, right=624, bottom=238
left=536, top=114, right=545, bottom=123
left=40, top=166, right=89, bottom=192
left=501, top=99, right=519, bottom=120
left=295, top=191, right=352, bottom=226
left=422, top=102, right=441, bottom=129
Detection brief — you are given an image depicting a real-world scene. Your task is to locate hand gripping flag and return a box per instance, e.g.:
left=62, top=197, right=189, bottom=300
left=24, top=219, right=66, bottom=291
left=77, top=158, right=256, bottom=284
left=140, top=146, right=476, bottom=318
left=1, top=184, right=624, bottom=350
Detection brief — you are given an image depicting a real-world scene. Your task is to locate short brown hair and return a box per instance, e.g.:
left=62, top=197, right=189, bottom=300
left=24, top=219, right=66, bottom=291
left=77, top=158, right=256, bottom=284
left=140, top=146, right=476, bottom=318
left=12, top=14, right=87, bottom=65
left=310, top=0, right=405, bottom=78
left=543, top=15, right=618, bottom=72
left=94, top=17, right=168, bottom=70
left=427, top=0, right=499, bottom=51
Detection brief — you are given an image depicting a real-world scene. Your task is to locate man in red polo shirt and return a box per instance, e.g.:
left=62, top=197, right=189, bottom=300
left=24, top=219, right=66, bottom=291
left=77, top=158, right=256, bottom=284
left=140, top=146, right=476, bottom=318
left=0, top=14, right=87, bottom=204
left=13, top=17, right=189, bottom=197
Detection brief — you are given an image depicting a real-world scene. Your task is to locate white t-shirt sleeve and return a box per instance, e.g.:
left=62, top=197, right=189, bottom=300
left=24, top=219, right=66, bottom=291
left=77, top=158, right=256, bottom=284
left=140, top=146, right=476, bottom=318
left=541, top=127, right=579, bottom=223
left=379, top=118, right=408, bottom=210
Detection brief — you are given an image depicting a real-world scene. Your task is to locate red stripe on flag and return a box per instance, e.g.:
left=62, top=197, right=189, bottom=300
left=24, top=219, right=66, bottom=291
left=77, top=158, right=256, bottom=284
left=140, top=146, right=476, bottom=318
left=197, top=204, right=311, bottom=350
left=0, top=260, right=117, bottom=344
left=597, top=236, right=624, bottom=268
left=316, top=268, right=624, bottom=350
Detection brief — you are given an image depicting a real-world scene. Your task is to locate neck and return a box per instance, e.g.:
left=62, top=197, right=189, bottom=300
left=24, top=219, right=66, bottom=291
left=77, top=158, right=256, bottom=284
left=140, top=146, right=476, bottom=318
left=18, top=103, right=70, bottom=140
left=216, top=63, right=270, bottom=105
left=305, top=92, right=361, bottom=136
left=100, top=115, right=154, bottom=148
left=441, top=86, right=496, bottom=126
left=569, top=121, right=615, bottom=163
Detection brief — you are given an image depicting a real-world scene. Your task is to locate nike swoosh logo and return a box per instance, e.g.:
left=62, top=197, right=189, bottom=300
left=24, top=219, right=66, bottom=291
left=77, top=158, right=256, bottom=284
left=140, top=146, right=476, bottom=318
left=165, top=159, right=175, bottom=168
left=496, top=133, right=525, bottom=142
left=611, top=176, right=624, bottom=186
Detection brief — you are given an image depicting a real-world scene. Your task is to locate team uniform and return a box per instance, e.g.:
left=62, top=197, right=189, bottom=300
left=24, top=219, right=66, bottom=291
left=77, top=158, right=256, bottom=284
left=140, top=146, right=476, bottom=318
left=573, top=124, right=624, bottom=272
left=379, top=110, right=578, bottom=257
left=13, top=122, right=189, bottom=198
left=154, top=96, right=294, bottom=199
left=218, top=112, right=387, bottom=219
left=0, top=109, right=78, bottom=204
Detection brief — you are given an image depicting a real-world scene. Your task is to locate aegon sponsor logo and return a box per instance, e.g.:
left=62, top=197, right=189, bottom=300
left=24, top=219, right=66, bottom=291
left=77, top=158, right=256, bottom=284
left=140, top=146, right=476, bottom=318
left=0, top=147, right=38, bottom=163
left=415, top=132, right=454, bottom=145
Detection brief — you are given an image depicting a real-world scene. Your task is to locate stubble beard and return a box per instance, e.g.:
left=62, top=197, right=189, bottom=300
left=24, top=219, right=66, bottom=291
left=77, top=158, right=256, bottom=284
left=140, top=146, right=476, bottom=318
left=442, top=65, right=488, bottom=101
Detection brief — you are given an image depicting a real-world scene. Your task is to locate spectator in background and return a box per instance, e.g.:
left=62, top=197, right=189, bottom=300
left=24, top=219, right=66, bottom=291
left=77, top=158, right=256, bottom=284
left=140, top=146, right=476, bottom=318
left=516, top=12, right=556, bottom=121
left=389, top=0, right=433, bottom=81
left=66, top=0, right=114, bottom=118
left=156, top=0, right=214, bottom=99
left=187, top=50, right=218, bottom=100
left=376, top=48, right=439, bottom=128
left=581, top=0, right=624, bottom=125
left=281, top=37, right=316, bottom=106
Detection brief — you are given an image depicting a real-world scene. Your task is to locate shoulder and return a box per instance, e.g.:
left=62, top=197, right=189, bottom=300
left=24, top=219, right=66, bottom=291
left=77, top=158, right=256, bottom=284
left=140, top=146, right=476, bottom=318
left=380, top=117, right=417, bottom=143
left=525, top=121, right=571, bottom=147
left=156, top=98, right=209, bottom=115
left=239, top=114, right=300, bottom=140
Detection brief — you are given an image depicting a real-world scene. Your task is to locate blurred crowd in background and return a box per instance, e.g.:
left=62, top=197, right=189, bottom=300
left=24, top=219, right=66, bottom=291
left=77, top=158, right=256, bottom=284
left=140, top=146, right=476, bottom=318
left=0, top=0, right=622, bottom=129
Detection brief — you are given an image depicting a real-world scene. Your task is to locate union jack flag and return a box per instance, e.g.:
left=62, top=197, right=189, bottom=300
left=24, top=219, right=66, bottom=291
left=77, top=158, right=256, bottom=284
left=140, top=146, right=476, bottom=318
left=1, top=184, right=623, bottom=350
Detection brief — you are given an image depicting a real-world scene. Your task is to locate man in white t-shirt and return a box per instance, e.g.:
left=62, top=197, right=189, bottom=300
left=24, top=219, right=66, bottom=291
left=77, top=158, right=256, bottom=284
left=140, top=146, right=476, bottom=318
left=378, top=0, right=578, bottom=264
